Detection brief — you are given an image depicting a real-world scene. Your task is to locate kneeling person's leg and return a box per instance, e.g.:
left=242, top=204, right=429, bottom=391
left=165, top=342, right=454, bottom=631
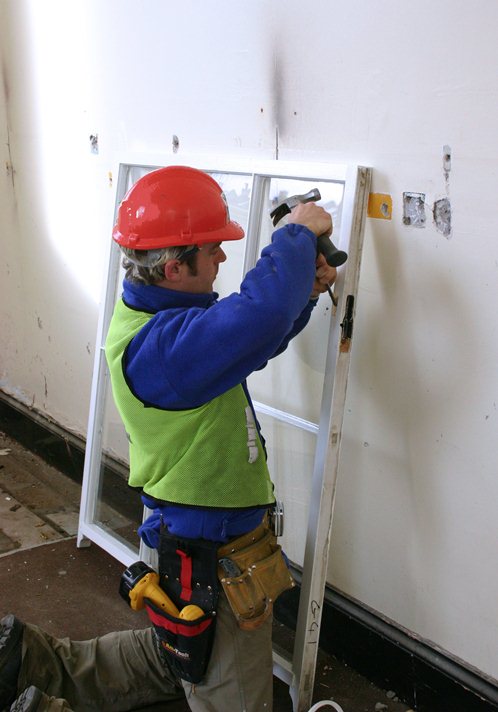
left=18, top=622, right=183, bottom=711
left=181, top=593, right=273, bottom=712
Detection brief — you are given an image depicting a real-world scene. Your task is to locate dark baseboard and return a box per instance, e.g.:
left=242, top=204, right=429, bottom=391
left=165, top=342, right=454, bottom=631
left=274, top=582, right=498, bottom=712
left=0, top=394, right=142, bottom=522
left=1, top=392, right=497, bottom=712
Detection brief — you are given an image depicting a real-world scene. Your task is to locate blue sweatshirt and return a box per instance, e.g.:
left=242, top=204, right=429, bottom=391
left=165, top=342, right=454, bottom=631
left=119, top=224, right=318, bottom=545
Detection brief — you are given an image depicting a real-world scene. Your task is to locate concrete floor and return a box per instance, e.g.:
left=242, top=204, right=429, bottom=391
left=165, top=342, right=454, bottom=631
left=0, top=430, right=412, bottom=712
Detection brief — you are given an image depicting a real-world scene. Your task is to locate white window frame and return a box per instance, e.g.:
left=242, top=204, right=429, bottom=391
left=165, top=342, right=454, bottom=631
left=77, top=155, right=371, bottom=712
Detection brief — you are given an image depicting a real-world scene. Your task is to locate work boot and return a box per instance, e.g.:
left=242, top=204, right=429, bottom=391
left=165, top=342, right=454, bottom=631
left=8, top=686, right=73, bottom=712
left=9, top=686, right=43, bottom=711
left=0, top=614, right=24, bottom=709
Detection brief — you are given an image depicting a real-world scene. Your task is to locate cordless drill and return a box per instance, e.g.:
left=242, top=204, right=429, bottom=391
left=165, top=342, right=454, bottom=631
left=119, top=561, right=204, bottom=620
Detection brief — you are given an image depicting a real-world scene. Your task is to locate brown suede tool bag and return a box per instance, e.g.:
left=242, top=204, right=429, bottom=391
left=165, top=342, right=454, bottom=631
left=217, top=523, right=295, bottom=630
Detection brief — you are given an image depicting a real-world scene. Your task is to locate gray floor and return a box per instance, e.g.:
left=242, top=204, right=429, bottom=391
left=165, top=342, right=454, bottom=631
left=0, top=430, right=412, bottom=712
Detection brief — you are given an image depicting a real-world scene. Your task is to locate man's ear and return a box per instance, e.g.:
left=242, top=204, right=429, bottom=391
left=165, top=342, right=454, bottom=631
left=163, top=259, right=183, bottom=282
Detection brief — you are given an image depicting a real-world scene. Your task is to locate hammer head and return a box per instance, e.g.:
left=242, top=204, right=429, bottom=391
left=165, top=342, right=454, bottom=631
left=279, top=188, right=321, bottom=210
left=270, top=188, right=321, bottom=226
left=269, top=188, right=348, bottom=269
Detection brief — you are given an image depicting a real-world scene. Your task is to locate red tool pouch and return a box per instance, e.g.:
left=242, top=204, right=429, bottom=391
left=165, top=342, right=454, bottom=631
left=154, top=529, right=220, bottom=683
left=147, top=599, right=216, bottom=684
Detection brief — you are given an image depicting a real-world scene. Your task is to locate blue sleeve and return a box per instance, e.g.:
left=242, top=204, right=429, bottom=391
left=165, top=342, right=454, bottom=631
left=126, top=224, right=317, bottom=408
left=254, top=299, right=316, bottom=370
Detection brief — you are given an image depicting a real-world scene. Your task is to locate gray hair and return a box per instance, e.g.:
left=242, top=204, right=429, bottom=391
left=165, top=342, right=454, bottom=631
left=121, top=246, right=197, bottom=285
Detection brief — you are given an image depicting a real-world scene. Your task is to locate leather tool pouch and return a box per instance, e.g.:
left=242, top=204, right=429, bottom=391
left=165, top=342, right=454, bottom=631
left=151, top=529, right=220, bottom=683
left=218, top=525, right=295, bottom=630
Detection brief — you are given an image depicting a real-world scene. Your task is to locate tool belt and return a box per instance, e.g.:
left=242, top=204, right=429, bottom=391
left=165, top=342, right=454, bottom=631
left=152, top=520, right=294, bottom=682
left=218, top=522, right=295, bottom=631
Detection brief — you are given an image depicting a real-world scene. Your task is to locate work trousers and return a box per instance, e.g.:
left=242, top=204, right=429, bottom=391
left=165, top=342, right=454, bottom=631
left=16, top=593, right=274, bottom=712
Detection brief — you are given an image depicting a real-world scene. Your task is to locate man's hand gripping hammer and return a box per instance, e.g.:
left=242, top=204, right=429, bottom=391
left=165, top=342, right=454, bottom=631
left=270, top=188, right=347, bottom=303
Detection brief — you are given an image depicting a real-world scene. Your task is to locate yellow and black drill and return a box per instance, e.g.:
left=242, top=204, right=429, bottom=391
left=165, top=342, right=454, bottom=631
left=119, top=561, right=204, bottom=620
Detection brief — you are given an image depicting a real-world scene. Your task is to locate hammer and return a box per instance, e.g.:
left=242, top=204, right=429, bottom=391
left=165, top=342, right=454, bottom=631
left=270, top=188, right=347, bottom=268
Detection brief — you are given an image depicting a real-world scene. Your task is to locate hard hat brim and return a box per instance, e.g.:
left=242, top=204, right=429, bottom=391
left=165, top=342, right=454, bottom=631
left=113, top=219, right=245, bottom=250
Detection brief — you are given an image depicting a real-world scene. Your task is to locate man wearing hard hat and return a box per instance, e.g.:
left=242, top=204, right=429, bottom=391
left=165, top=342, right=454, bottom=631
left=1, top=166, right=334, bottom=712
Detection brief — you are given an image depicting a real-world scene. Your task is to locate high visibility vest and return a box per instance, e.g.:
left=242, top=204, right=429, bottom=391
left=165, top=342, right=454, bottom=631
left=105, top=299, right=275, bottom=508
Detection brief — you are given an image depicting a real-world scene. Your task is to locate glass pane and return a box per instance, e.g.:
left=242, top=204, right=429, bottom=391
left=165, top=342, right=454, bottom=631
left=247, top=178, right=344, bottom=567
left=248, top=178, right=344, bottom=423
left=257, top=412, right=316, bottom=568
left=95, top=253, right=141, bottom=551
left=94, top=165, right=154, bottom=550
left=208, top=172, right=252, bottom=296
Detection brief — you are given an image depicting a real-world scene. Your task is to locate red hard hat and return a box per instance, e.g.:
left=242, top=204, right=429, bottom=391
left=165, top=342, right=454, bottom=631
left=112, top=165, right=245, bottom=249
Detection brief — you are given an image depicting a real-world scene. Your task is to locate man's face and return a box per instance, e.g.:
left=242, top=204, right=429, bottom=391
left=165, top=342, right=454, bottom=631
left=182, top=242, right=227, bottom=293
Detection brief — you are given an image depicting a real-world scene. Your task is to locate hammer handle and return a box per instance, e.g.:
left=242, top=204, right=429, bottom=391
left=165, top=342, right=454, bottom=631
left=316, top=235, right=348, bottom=268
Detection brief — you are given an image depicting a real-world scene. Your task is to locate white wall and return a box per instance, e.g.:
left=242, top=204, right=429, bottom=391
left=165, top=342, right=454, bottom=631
left=1, top=0, right=497, bottom=681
